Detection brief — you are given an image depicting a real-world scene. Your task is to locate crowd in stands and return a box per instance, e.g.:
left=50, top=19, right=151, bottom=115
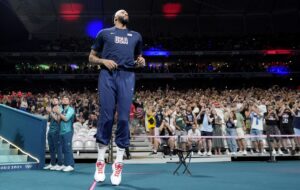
left=0, top=90, right=99, bottom=130
left=1, top=59, right=296, bottom=74
left=1, top=85, right=300, bottom=156
left=136, top=86, right=300, bottom=156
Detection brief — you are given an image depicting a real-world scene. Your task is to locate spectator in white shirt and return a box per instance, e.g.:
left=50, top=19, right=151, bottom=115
left=187, top=123, right=202, bottom=155
left=250, top=104, right=264, bottom=154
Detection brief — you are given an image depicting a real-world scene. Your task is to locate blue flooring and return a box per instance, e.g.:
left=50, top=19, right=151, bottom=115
left=0, top=161, right=299, bottom=190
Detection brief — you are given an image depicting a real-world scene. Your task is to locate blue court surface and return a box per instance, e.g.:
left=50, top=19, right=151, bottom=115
left=0, top=161, right=299, bottom=190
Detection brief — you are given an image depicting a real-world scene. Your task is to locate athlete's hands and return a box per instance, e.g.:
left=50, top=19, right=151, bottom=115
left=102, top=59, right=118, bottom=70
left=135, top=56, right=145, bottom=67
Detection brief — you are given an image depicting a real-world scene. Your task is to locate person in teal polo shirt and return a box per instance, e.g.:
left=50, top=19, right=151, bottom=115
left=54, top=96, right=75, bottom=172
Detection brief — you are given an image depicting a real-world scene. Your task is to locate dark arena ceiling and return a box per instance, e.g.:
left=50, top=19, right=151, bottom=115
left=1, top=0, right=300, bottom=40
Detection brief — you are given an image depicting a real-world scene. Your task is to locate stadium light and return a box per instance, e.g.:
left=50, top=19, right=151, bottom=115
left=86, top=20, right=104, bottom=39
left=59, top=3, right=83, bottom=22
left=162, top=3, right=182, bottom=19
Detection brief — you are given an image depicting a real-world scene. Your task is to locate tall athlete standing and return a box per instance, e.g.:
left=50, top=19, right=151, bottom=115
left=89, top=10, right=145, bottom=186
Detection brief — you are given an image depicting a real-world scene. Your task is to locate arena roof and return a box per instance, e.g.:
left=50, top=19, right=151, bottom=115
left=3, top=0, right=300, bottom=39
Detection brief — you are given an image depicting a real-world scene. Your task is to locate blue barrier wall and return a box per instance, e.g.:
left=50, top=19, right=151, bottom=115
left=0, top=104, right=46, bottom=169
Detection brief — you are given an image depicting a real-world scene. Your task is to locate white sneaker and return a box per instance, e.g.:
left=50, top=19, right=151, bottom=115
left=263, top=149, right=267, bottom=154
left=272, top=150, right=277, bottom=155
left=197, top=151, right=203, bottom=156
left=225, top=150, right=230, bottom=155
left=243, top=150, right=247, bottom=155
left=110, top=162, right=123, bottom=186
left=207, top=151, right=212, bottom=156
left=203, top=151, right=207, bottom=156
left=43, top=164, right=54, bottom=170
left=278, top=149, right=283, bottom=155
left=49, top=165, right=59, bottom=170
left=63, top=165, right=74, bottom=172
left=55, top=165, right=66, bottom=171
left=231, top=152, right=236, bottom=156
left=94, top=161, right=106, bottom=182
left=238, top=151, right=243, bottom=154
